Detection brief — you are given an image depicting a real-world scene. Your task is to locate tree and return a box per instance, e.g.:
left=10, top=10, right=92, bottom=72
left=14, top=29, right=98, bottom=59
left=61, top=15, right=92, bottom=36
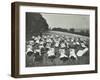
left=52, top=27, right=68, bottom=32
left=26, top=13, right=49, bottom=40
left=69, top=28, right=75, bottom=33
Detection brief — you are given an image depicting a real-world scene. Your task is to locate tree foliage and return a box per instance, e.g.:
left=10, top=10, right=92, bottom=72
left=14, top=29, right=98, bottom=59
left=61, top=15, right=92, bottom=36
left=26, top=13, right=49, bottom=40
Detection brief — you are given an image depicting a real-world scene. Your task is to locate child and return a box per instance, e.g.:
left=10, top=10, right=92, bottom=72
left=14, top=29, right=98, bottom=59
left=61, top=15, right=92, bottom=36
left=69, top=43, right=78, bottom=60
left=47, top=47, right=56, bottom=62
left=33, top=48, right=43, bottom=64
left=26, top=44, right=33, bottom=56
left=59, top=48, right=68, bottom=62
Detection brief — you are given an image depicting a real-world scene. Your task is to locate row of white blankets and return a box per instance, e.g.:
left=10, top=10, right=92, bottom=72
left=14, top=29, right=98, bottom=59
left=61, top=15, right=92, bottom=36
left=26, top=44, right=88, bottom=60
left=46, top=47, right=88, bottom=60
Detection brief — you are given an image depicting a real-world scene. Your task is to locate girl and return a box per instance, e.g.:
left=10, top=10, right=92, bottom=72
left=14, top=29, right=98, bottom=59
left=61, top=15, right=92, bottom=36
left=47, top=47, right=56, bottom=62
left=59, top=48, right=68, bottom=62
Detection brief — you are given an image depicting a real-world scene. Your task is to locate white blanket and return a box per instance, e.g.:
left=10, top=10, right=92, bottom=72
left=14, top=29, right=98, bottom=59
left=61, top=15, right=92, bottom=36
left=59, top=49, right=68, bottom=58
left=77, top=47, right=88, bottom=57
left=69, top=49, right=77, bottom=59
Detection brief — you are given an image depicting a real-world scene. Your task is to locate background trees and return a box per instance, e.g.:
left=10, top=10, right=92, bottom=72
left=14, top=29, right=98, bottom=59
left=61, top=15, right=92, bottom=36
left=52, top=27, right=89, bottom=36
left=26, top=13, right=49, bottom=40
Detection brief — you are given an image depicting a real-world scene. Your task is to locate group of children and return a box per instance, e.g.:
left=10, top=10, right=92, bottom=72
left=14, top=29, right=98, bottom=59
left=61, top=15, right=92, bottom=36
left=26, top=33, right=89, bottom=65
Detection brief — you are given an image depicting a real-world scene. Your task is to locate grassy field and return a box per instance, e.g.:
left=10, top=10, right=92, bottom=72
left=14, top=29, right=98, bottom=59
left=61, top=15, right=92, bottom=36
left=26, top=31, right=89, bottom=67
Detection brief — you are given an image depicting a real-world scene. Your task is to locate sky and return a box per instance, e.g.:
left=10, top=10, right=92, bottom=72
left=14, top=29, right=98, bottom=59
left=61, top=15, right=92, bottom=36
left=41, top=13, right=90, bottom=30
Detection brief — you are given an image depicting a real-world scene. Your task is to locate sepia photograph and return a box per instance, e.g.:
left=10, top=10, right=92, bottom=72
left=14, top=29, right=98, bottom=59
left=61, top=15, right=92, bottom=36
left=26, top=12, right=90, bottom=67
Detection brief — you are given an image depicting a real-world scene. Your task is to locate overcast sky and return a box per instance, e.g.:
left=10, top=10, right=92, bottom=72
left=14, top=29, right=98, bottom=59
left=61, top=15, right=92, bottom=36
left=41, top=13, right=89, bottom=30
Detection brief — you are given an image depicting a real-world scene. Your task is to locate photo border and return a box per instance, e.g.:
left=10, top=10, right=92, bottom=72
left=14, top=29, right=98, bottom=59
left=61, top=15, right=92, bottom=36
left=11, top=2, right=98, bottom=78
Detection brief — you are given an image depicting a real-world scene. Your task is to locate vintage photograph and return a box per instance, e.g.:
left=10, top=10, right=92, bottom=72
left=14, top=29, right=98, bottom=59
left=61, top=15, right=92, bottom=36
left=25, top=12, right=90, bottom=67
left=11, top=2, right=97, bottom=77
